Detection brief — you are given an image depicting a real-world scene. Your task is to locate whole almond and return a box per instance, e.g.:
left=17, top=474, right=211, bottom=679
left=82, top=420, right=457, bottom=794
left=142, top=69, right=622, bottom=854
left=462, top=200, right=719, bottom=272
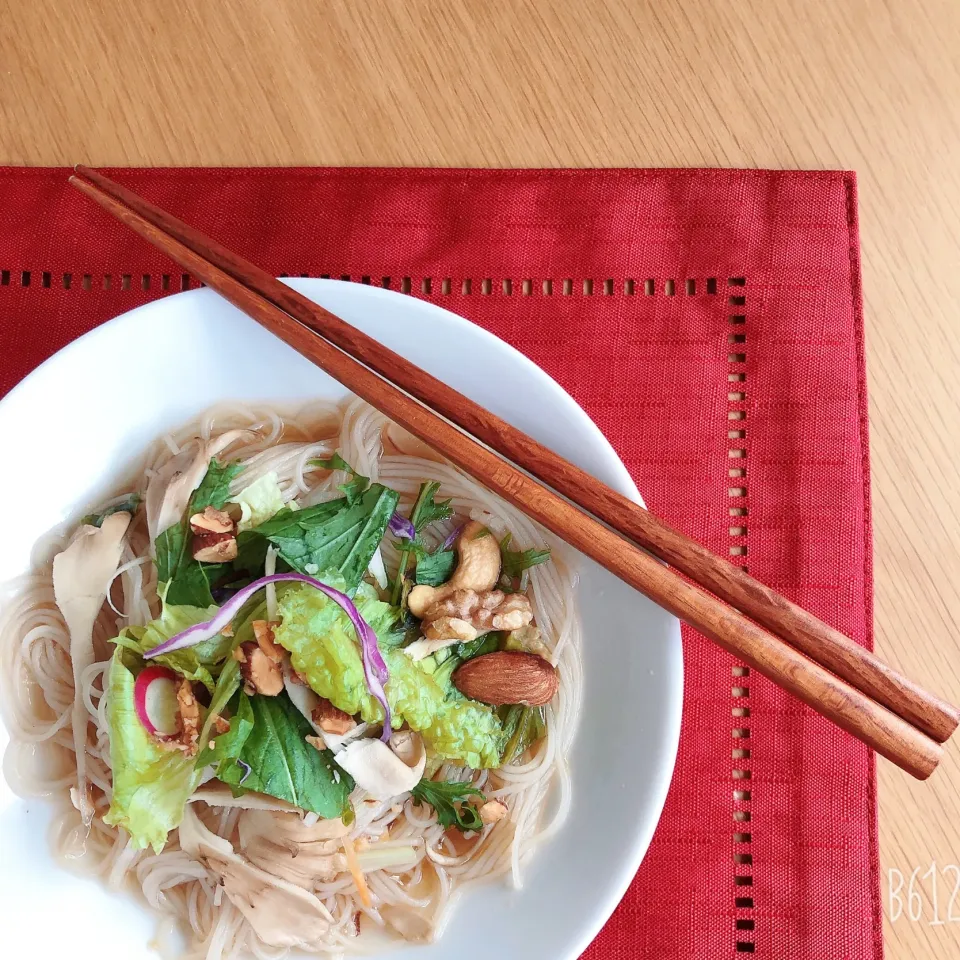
left=452, top=651, right=558, bottom=706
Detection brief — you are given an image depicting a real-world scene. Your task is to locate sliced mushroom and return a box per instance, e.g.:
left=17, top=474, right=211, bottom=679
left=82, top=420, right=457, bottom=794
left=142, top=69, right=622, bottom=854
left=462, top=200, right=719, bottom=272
left=237, top=809, right=349, bottom=887
left=334, top=731, right=426, bottom=801
left=178, top=805, right=333, bottom=948
left=52, top=510, right=131, bottom=825
left=189, top=782, right=301, bottom=813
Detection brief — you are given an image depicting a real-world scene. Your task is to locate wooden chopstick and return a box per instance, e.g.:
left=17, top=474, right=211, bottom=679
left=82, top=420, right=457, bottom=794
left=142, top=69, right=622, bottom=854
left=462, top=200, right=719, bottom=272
left=69, top=169, right=951, bottom=780
left=71, top=166, right=960, bottom=748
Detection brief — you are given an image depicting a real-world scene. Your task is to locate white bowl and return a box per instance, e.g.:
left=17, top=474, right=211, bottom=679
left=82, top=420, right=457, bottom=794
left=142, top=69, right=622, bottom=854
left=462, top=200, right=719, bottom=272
left=0, top=280, right=682, bottom=960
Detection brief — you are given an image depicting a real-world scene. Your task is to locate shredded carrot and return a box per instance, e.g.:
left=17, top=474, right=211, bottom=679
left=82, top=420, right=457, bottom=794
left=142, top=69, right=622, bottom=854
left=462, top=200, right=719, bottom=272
left=341, top=835, right=371, bottom=908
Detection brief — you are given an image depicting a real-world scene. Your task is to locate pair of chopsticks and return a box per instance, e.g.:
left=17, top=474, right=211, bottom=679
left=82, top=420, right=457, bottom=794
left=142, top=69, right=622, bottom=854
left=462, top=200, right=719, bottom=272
left=69, top=166, right=959, bottom=780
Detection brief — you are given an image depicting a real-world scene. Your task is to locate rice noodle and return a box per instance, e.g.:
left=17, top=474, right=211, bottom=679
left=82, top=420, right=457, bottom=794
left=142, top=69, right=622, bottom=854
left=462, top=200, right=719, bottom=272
left=0, top=398, right=582, bottom=959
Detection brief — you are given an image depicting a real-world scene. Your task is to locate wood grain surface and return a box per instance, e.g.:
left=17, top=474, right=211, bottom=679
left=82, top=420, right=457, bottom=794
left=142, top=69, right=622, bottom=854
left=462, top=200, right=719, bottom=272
left=2, top=1, right=959, bottom=955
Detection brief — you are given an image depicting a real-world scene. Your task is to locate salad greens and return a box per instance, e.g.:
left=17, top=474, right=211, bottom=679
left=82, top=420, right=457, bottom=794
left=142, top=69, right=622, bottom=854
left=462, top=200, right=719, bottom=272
left=499, top=704, right=546, bottom=765
left=101, top=449, right=552, bottom=855
left=232, top=473, right=286, bottom=532
left=103, top=647, right=203, bottom=853
left=217, top=692, right=354, bottom=817
left=156, top=458, right=244, bottom=607
left=413, top=548, right=457, bottom=586
left=499, top=533, right=551, bottom=581
left=274, top=582, right=504, bottom=769
left=114, top=599, right=231, bottom=692
left=310, top=453, right=369, bottom=506
left=410, top=778, right=486, bottom=832
left=234, top=484, right=398, bottom=593
left=390, top=481, right=453, bottom=604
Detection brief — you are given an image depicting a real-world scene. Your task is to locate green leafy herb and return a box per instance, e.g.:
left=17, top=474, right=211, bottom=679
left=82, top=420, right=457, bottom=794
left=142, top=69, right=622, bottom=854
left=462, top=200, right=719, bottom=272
left=234, top=484, right=399, bottom=593
left=81, top=493, right=141, bottom=528
left=411, top=778, right=486, bottom=831
left=391, top=481, right=453, bottom=604
left=499, top=533, right=551, bottom=581
left=217, top=692, right=354, bottom=817
left=310, top=453, right=370, bottom=506
left=410, top=481, right=453, bottom=530
left=432, top=632, right=502, bottom=691
left=156, top=458, right=244, bottom=607
left=499, top=704, right=546, bottom=765
left=414, top=548, right=457, bottom=586
left=195, top=661, right=249, bottom=772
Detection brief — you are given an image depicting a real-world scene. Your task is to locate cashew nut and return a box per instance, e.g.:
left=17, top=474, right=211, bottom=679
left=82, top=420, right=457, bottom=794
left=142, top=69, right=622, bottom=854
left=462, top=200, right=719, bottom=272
left=407, top=521, right=501, bottom=618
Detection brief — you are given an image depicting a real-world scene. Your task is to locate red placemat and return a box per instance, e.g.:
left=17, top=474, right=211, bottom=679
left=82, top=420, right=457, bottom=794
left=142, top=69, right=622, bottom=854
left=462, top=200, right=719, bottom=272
left=0, top=167, right=878, bottom=960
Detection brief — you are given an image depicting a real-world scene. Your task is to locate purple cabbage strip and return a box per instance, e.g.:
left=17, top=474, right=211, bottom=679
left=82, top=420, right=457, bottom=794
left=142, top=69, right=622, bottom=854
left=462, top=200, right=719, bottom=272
left=440, top=524, right=463, bottom=552
left=388, top=511, right=416, bottom=541
left=143, top=572, right=392, bottom=742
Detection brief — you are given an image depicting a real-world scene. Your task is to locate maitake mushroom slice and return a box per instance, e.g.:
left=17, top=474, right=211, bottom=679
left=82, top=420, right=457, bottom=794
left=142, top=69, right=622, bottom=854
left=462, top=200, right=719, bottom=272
left=334, top=731, right=426, bottom=801
left=52, top=510, right=132, bottom=825
left=237, top=809, right=350, bottom=887
left=179, top=805, right=333, bottom=948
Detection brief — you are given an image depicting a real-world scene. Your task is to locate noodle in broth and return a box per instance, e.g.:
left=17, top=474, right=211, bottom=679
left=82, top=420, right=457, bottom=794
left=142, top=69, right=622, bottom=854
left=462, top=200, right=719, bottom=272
left=0, top=397, right=582, bottom=958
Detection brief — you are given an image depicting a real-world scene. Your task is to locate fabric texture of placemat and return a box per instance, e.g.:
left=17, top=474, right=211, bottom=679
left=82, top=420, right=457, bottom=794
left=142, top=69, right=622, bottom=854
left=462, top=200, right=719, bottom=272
left=0, top=167, right=879, bottom=960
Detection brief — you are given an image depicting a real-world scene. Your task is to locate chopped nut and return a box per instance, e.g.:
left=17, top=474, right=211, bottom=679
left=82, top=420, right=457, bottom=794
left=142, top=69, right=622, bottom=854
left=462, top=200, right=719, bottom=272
left=221, top=623, right=234, bottom=638
left=212, top=715, right=231, bottom=735
left=232, top=646, right=247, bottom=662
left=479, top=799, right=508, bottom=824
left=422, top=589, right=533, bottom=639
left=305, top=735, right=326, bottom=752
left=237, top=642, right=284, bottom=696
left=407, top=521, right=501, bottom=617
left=192, top=530, right=238, bottom=562
left=312, top=698, right=357, bottom=735
left=453, top=650, right=558, bottom=706
left=189, top=505, right=236, bottom=535
left=423, top=615, right=478, bottom=643
left=252, top=620, right=285, bottom=663
left=176, top=679, right=201, bottom=756
left=208, top=740, right=216, bottom=750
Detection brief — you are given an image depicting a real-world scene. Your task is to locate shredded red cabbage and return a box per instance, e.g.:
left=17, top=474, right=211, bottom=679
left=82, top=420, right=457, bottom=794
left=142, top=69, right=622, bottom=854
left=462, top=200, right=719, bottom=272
left=440, top=524, right=463, bottom=552
left=144, top=573, right=392, bottom=741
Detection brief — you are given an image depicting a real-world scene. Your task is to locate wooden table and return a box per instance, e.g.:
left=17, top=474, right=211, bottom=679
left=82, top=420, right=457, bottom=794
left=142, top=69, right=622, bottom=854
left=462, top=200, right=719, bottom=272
left=3, top=1, right=959, bottom=955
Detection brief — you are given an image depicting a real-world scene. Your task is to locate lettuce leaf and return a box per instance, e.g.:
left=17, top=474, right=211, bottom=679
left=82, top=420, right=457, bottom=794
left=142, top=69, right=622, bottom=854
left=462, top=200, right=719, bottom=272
left=274, top=584, right=503, bottom=769
left=103, top=647, right=202, bottom=853
left=233, top=472, right=286, bottom=532
left=114, top=600, right=231, bottom=692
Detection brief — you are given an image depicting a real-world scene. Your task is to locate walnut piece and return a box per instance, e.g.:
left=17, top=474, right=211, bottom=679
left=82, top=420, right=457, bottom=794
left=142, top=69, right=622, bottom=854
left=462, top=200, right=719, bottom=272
left=422, top=589, right=533, bottom=641
left=311, top=698, right=357, bottom=736
left=237, top=642, right=284, bottom=696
